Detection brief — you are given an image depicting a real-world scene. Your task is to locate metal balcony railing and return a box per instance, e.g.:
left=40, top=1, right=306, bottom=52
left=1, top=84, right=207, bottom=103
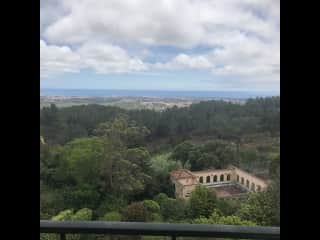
left=40, top=220, right=280, bottom=240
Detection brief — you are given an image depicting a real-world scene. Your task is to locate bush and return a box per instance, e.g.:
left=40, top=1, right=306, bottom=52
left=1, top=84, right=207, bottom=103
left=100, top=211, right=122, bottom=221
left=216, top=199, right=240, bottom=216
left=51, top=209, right=74, bottom=221
left=150, top=213, right=163, bottom=222
left=161, top=198, right=187, bottom=221
left=62, top=185, right=101, bottom=210
left=153, top=193, right=169, bottom=207
left=122, top=202, right=148, bottom=222
left=71, top=208, right=92, bottom=220
left=143, top=200, right=160, bottom=213
left=193, top=210, right=256, bottom=226
left=95, top=195, right=127, bottom=218
left=188, top=186, right=217, bottom=218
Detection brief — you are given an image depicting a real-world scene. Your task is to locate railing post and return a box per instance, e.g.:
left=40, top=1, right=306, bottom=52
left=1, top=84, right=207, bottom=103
left=60, top=233, right=66, bottom=240
left=171, top=235, right=176, bottom=240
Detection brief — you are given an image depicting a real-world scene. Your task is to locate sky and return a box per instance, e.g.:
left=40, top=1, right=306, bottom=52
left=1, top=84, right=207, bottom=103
left=40, top=0, right=280, bottom=92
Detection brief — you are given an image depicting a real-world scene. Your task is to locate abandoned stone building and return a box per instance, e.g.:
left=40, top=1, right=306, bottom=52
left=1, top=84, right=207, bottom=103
left=170, top=166, right=268, bottom=199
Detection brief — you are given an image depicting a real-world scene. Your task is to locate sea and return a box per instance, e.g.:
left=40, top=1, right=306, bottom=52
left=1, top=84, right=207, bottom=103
left=40, top=88, right=279, bottom=99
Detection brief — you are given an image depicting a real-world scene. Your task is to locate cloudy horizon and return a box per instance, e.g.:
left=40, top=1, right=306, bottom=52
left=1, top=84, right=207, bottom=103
left=40, top=0, right=280, bottom=92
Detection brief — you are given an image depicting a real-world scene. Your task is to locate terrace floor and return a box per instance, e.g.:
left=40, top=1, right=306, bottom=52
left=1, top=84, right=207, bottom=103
left=209, top=184, right=248, bottom=198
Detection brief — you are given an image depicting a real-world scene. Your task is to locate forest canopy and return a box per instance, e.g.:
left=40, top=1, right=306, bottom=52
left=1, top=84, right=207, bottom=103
left=40, top=97, right=280, bottom=228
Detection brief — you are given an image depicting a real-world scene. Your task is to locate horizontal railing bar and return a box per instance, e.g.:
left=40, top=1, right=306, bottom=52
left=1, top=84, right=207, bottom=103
left=40, top=220, right=280, bottom=239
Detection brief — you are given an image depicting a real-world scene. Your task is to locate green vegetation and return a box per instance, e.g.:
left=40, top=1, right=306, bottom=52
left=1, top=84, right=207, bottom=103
left=40, top=96, right=196, bottom=111
left=193, top=210, right=256, bottom=226
left=40, top=97, right=280, bottom=234
left=188, top=186, right=217, bottom=218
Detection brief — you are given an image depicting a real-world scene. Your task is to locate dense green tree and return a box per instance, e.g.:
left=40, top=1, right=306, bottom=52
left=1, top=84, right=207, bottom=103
left=193, top=210, right=256, bottom=226
left=266, top=155, right=280, bottom=225
left=266, top=180, right=280, bottom=226
left=236, top=182, right=279, bottom=227
left=41, top=208, right=93, bottom=240
left=171, top=141, right=194, bottom=166
left=126, top=147, right=151, bottom=173
left=216, top=199, right=241, bottom=216
left=153, top=193, right=169, bottom=207
left=269, top=154, right=280, bottom=180
left=160, top=198, right=187, bottom=221
left=95, top=195, right=128, bottom=218
left=150, top=153, right=179, bottom=174
left=111, top=157, right=151, bottom=195
left=122, top=202, right=148, bottom=222
left=62, top=185, right=101, bottom=210
left=40, top=97, right=280, bottom=227
left=188, top=186, right=217, bottom=218
left=91, top=117, right=153, bottom=196
left=40, top=182, right=65, bottom=219
left=188, top=140, right=236, bottom=170
left=143, top=200, right=162, bottom=221
left=59, top=137, right=105, bottom=186
left=93, top=114, right=150, bottom=148
left=236, top=192, right=270, bottom=225
left=143, top=200, right=160, bottom=214
left=41, top=97, right=280, bottom=146
left=71, top=208, right=93, bottom=220
left=51, top=209, right=74, bottom=221
left=40, top=144, right=72, bottom=188
left=100, top=211, right=122, bottom=221
left=139, top=154, right=179, bottom=199
left=40, top=104, right=67, bottom=144
left=236, top=154, right=280, bottom=226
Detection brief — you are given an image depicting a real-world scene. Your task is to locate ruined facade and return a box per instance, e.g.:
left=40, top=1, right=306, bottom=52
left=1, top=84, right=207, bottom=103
left=170, top=166, right=268, bottom=199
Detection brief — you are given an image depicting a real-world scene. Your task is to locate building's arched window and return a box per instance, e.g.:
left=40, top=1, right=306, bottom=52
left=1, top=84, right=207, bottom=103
left=237, top=175, right=240, bottom=182
left=199, top=176, right=203, bottom=183
left=227, top=174, right=231, bottom=181
left=220, top=174, right=224, bottom=182
left=251, top=183, right=255, bottom=191
left=241, top=177, right=244, bottom=185
left=206, top=176, right=210, bottom=183
left=213, top=175, right=217, bottom=182
left=257, top=185, right=261, bottom=192
left=246, top=180, right=250, bottom=188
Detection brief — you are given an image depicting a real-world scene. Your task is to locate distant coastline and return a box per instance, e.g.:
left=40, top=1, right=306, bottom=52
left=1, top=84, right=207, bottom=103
left=40, top=88, right=279, bottom=99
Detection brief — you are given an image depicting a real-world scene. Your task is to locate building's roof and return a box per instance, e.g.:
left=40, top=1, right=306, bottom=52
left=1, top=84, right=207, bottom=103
left=192, top=169, right=233, bottom=174
left=170, top=169, right=195, bottom=180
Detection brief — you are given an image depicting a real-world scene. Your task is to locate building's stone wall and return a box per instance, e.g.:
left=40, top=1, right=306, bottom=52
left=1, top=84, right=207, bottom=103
left=177, top=177, right=197, bottom=186
left=181, top=184, right=197, bottom=198
left=233, top=167, right=268, bottom=191
left=192, top=169, right=235, bottom=186
left=171, top=166, right=268, bottom=199
left=175, top=182, right=184, bottom=197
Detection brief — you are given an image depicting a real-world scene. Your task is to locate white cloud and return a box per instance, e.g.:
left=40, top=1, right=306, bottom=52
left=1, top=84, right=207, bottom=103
left=153, top=31, right=279, bottom=81
left=40, top=40, right=82, bottom=78
left=40, top=0, right=280, bottom=88
left=42, top=0, right=279, bottom=47
left=154, top=54, right=213, bottom=70
left=43, top=0, right=205, bottom=48
left=40, top=0, right=69, bottom=34
left=41, top=40, right=147, bottom=78
left=207, top=32, right=280, bottom=80
left=78, top=42, right=147, bottom=74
